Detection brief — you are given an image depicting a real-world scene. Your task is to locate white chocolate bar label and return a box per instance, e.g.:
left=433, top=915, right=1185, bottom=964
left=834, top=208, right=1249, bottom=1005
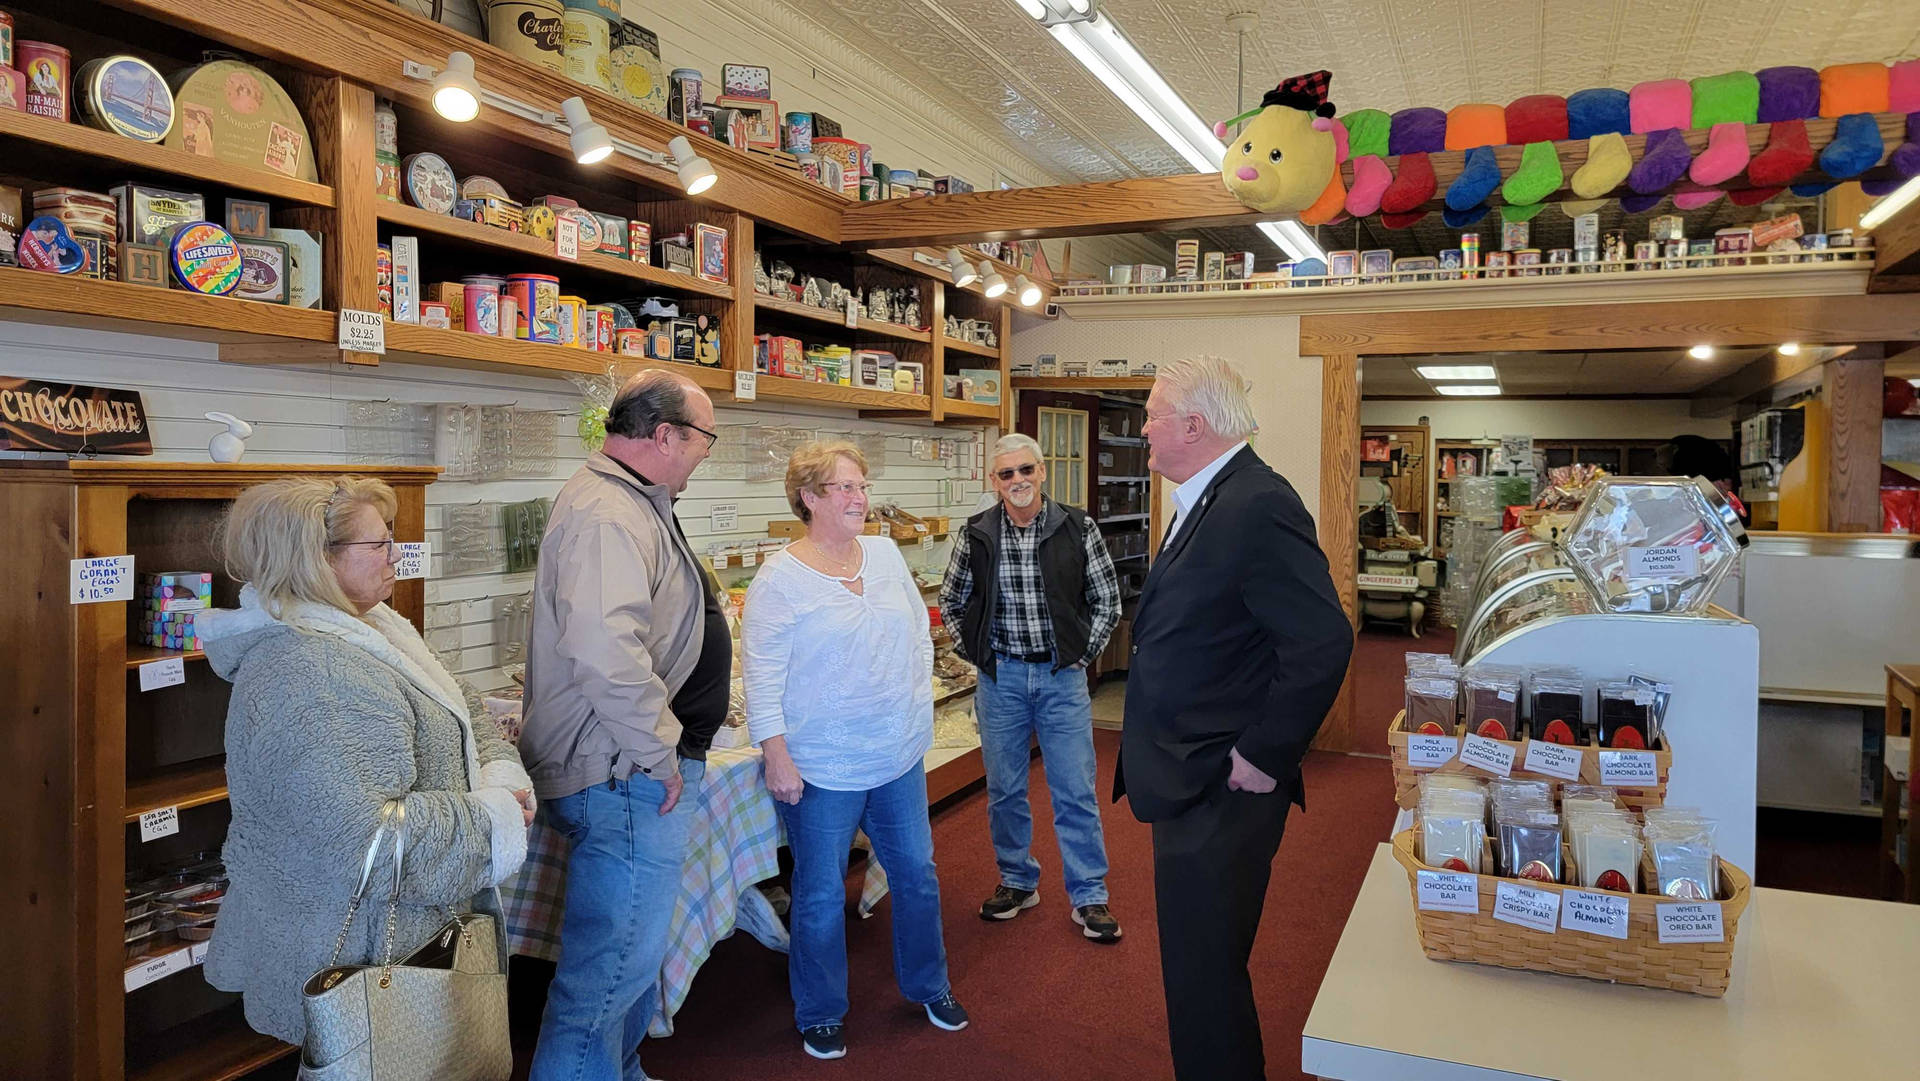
left=1416, top=870, right=1480, bottom=914
left=1656, top=903, right=1725, bottom=943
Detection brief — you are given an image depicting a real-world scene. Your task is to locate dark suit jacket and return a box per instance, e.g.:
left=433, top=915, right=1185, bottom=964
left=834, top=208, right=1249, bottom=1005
left=1115, top=446, right=1355, bottom=823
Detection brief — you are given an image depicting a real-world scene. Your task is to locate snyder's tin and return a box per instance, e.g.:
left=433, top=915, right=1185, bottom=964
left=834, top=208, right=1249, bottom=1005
left=504, top=272, right=561, bottom=342
left=460, top=274, right=505, bottom=336
left=480, top=0, right=565, bottom=74
left=556, top=294, right=586, bottom=347
left=75, top=56, right=174, bottom=142
left=16, top=41, right=71, bottom=121
left=113, top=185, right=204, bottom=246
left=668, top=67, right=701, bottom=123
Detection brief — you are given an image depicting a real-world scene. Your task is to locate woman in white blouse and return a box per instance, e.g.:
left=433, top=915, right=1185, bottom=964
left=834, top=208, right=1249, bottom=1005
left=743, top=440, right=969, bottom=1061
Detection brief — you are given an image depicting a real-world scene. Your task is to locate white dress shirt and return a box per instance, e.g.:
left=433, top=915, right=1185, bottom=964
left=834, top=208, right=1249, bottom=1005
left=1162, top=441, right=1247, bottom=548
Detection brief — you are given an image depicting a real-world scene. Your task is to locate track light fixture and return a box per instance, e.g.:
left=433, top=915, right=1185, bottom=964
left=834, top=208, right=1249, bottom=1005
left=562, top=97, right=613, bottom=165
left=667, top=136, right=718, bottom=195
left=431, top=51, right=480, bottom=122
left=980, top=264, right=1008, bottom=298
left=947, top=249, right=979, bottom=287
left=1016, top=275, right=1042, bottom=306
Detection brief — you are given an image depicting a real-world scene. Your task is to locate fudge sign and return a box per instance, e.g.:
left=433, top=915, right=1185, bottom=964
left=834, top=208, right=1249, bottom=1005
left=0, top=377, right=152, bottom=454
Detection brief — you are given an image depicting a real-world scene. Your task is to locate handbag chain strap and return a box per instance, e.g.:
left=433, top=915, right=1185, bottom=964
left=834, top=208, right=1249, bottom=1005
left=326, top=800, right=410, bottom=988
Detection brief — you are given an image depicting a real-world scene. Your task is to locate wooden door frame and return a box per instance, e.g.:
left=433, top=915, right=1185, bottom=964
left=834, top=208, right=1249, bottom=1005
left=1302, top=292, right=1920, bottom=752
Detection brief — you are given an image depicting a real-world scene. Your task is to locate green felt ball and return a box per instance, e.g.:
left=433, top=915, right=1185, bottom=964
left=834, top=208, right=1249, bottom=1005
left=1691, top=71, right=1760, bottom=127
left=1343, top=109, right=1392, bottom=159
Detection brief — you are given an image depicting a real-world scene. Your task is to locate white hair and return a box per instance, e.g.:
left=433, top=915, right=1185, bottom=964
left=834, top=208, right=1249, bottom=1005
left=1156, top=355, right=1258, bottom=441
left=992, top=433, right=1044, bottom=463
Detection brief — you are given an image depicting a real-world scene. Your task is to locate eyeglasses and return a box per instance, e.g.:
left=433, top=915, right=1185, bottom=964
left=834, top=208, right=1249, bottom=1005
left=994, top=463, right=1038, bottom=482
left=680, top=422, right=718, bottom=450
left=331, top=536, right=397, bottom=559
left=816, top=482, right=873, bottom=497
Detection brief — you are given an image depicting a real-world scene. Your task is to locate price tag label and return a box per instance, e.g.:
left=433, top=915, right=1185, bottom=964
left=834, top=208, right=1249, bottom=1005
left=124, top=946, right=193, bottom=992
left=710, top=503, right=739, bottom=532
left=1599, top=750, right=1659, bottom=787
left=1405, top=734, right=1458, bottom=769
left=1459, top=733, right=1516, bottom=777
left=138, top=656, right=187, bottom=692
left=394, top=542, right=430, bottom=581
left=337, top=309, right=387, bottom=355
left=1523, top=739, right=1584, bottom=781
left=1656, top=902, right=1726, bottom=943
left=1561, top=888, right=1631, bottom=939
left=741, top=550, right=757, bottom=567
left=711, top=549, right=729, bottom=570
left=1492, top=881, right=1560, bottom=933
left=71, top=555, right=134, bottom=604
left=188, top=941, right=211, bottom=965
left=1416, top=870, right=1480, bottom=913
left=556, top=216, right=580, bottom=261
left=1626, top=544, right=1699, bottom=579
left=138, top=805, right=180, bottom=843
left=843, top=294, right=859, bottom=329
left=733, top=370, right=757, bottom=401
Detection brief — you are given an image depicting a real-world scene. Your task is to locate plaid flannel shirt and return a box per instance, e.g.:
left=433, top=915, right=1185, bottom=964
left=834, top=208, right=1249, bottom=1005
left=940, top=499, right=1121, bottom=667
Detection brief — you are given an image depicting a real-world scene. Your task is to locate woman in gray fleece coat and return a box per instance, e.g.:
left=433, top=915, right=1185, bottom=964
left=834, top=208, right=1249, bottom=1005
left=197, top=476, right=534, bottom=1046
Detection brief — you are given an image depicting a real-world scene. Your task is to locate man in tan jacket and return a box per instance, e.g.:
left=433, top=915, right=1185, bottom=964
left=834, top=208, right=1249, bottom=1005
left=522, top=369, right=726, bottom=1081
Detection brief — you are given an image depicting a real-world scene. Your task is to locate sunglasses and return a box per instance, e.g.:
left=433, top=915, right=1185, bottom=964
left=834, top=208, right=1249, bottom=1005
left=994, top=464, right=1038, bottom=482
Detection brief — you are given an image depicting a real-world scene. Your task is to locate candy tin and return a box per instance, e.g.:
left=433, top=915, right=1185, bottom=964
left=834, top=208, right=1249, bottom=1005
left=524, top=202, right=558, bottom=241
left=460, top=275, right=504, bottom=336
left=419, top=301, right=451, bottom=329
left=1, top=66, right=24, bottom=114
left=0, top=184, right=22, bottom=268
left=402, top=153, right=457, bottom=213
left=591, top=212, right=628, bottom=257
left=374, top=99, right=398, bottom=155
left=16, top=41, right=70, bottom=121
left=460, top=175, right=511, bottom=202
left=504, top=272, right=561, bottom=342
left=557, top=294, right=585, bottom=346
left=268, top=227, right=323, bottom=309
left=0, top=10, right=12, bottom=68
left=225, top=197, right=270, bottom=239
left=74, top=56, right=175, bottom=142
left=612, top=20, right=667, bottom=116
left=629, top=221, right=650, bottom=265
left=235, top=238, right=289, bottom=304
left=374, top=150, right=400, bottom=202
left=112, top=185, right=203, bottom=247
left=558, top=206, right=601, bottom=250
left=168, top=221, right=244, bottom=295
left=165, top=60, right=318, bottom=180
left=18, top=216, right=87, bottom=274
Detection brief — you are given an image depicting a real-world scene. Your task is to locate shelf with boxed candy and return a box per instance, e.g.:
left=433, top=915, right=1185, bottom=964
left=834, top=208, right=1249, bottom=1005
left=141, top=571, right=211, bottom=612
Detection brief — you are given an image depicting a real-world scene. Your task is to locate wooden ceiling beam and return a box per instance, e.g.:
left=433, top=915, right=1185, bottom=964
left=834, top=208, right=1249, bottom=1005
left=1867, top=184, right=1920, bottom=293
left=841, top=114, right=1913, bottom=249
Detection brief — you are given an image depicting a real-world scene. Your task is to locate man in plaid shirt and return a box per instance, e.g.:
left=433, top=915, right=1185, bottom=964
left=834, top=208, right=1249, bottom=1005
left=941, top=433, right=1123, bottom=942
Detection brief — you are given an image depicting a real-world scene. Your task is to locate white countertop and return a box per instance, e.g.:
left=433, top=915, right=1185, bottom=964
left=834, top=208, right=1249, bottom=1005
left=1302, top=844, right=1920, bottom=1081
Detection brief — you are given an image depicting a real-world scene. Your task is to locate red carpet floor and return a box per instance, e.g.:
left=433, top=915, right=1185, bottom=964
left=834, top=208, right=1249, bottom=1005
left=586, top=733, right=1396, bottom=1081
left=1351, top=626, right=1454, bottom=757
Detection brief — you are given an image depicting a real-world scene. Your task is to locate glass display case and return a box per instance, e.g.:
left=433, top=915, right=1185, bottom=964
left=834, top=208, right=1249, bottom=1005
left=1472, top=539, right=1567, bottom=599
left=1456, top=568, right=1594, bottom=662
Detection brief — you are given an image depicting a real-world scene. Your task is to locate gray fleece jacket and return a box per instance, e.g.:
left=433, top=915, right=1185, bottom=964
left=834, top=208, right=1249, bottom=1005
left=197, top=587, right=532, bottom=1045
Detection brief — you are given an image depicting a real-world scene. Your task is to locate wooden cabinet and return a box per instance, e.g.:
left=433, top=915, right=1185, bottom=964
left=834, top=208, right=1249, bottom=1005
left=1, top=462, right=436, bottom=1081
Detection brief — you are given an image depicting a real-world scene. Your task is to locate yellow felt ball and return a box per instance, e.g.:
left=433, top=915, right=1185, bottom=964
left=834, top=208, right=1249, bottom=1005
left=1221, top=105, right=1340, bottom=215
left=1570, top=132, right=1632, bottom=199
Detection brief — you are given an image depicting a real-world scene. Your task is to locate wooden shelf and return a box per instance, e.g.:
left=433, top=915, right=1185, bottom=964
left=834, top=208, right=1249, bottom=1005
left=0, top=108, right=336, bottom=208
left=382, top=322, right=732, bottom=389
left=376, top=201, right=733, bottom=299
left=0, top=268, right=337, bottom=344
left=124, top=761, right=228, bottom=823
left=752, top=376, right=931, bottom=411
left=1101, top=475, right=1150, bottom=483
left=940, top=335, right=1000, bottom=358
left=1014, top=376, right=1155, bottom=391
left=124, top=646, right=207, bottom=670
left=939, top=397, right=1001, bottom=420
left=754, top=293, right=932, bottom=343
left=126, top=1004, right=293, bottom=1081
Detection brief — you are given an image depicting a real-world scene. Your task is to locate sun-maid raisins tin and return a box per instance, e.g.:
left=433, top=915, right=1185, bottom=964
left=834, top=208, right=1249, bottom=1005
left=15, top=40, right=70, bottom=121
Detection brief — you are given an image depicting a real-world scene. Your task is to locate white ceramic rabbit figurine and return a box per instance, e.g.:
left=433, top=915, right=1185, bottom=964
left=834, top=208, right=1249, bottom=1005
left=206, top=411, right=253, bottom=463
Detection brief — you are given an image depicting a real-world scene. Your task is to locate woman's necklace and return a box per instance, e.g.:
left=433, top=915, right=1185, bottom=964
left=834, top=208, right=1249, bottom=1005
left=805, top=537, right=861, bottom=579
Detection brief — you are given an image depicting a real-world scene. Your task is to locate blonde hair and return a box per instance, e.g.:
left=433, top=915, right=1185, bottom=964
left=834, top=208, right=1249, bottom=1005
left=1157, top=355, right=1259, bottom=442
left=785, top=440, right=868, bottom=523
left=222, top=477, right=398, bottom=617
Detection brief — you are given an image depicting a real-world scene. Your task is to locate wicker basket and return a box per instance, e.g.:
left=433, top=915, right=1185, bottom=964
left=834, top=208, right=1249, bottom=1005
left=1389, top=829, right=1750, bottom=997
left=1387, top=710, right=1671, bottom=811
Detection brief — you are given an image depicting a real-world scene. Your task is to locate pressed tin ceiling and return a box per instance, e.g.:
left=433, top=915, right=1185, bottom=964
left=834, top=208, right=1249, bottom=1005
left=797, top=0, right=1920, bottom=259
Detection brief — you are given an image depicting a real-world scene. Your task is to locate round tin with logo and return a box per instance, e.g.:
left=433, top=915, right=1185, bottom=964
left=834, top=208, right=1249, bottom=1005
left=168, top=222, right=244, bottom=295
left=479, top=0, right=565, bottom=74
left=75, top=56, right=175, bottom=142
left=504, top=272, right=561, bottom=342
left=557, top=206, right=601, bottom=251
left=460, top=275, right=505, bottom=337
left=400, top=152, right=457, bottom=214
left=15, top=40, right=71, bottom=121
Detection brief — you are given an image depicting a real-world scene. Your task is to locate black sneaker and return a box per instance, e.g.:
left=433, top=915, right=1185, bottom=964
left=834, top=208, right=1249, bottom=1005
left=978, top=885, right=1038, bottom=921
left=1073, top=903, right=1123, bottom=943
left=923, top=990, right=969, bottom=1031
left=801, top=1024, right=846, bottom=1060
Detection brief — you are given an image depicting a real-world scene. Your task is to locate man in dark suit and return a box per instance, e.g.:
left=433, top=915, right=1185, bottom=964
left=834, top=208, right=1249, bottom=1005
left=1116, top=355, right=1354, bottom=1081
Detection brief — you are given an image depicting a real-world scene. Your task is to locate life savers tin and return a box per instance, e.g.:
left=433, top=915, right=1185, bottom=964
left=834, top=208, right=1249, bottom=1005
left=74, top=56, right=175, bottom=142
left=168, top=222, right=245, bottom=295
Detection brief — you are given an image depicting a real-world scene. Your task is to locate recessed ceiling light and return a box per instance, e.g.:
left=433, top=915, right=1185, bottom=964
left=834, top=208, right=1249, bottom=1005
left=1416, top=364, right=1498, bottom=381
left=1688, top=344, right=1715, bottom=360
left=1435, top=384, right=1502, bottom=396
left=1777, top=342, right=1801, bottom=356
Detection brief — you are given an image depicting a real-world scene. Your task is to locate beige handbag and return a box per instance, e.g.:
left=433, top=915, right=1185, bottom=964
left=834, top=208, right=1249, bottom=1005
left=296, top=802, right=511, bottom=1081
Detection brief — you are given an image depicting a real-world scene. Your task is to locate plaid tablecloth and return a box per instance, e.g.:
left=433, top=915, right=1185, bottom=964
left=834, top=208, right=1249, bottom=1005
left=502, top=746, right=785, bottom=1037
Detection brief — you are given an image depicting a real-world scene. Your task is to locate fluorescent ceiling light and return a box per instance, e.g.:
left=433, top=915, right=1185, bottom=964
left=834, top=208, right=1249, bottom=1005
left=1860, top=177, right=1920, bottom=231
left=1688, top=344, right=1715, bottom=360
left=1015, top=0, right=1048, bottom=18
left=1416, top=364, right=1498, bottom=381
left=1258, top=221, right=1327, bottom=265
left=1435, top=384, right=1502, bottom=396
left=431, top=51, right=480, bottom=122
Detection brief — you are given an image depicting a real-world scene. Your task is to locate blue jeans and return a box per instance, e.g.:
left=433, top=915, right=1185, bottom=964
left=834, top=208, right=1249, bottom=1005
left=974, top=656, right=1109, bottom=907
left=530, top=759, right=705, bottom=1081
left=776, top=763, right=949, bottom=1030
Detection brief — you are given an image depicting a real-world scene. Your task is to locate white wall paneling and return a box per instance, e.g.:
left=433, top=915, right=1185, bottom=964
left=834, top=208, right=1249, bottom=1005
left=0, top=319, right=989, bottom=697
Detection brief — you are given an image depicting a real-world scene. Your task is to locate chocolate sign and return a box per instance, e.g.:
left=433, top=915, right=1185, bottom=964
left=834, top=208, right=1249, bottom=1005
left=0, top=377, right=152, bottom=454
